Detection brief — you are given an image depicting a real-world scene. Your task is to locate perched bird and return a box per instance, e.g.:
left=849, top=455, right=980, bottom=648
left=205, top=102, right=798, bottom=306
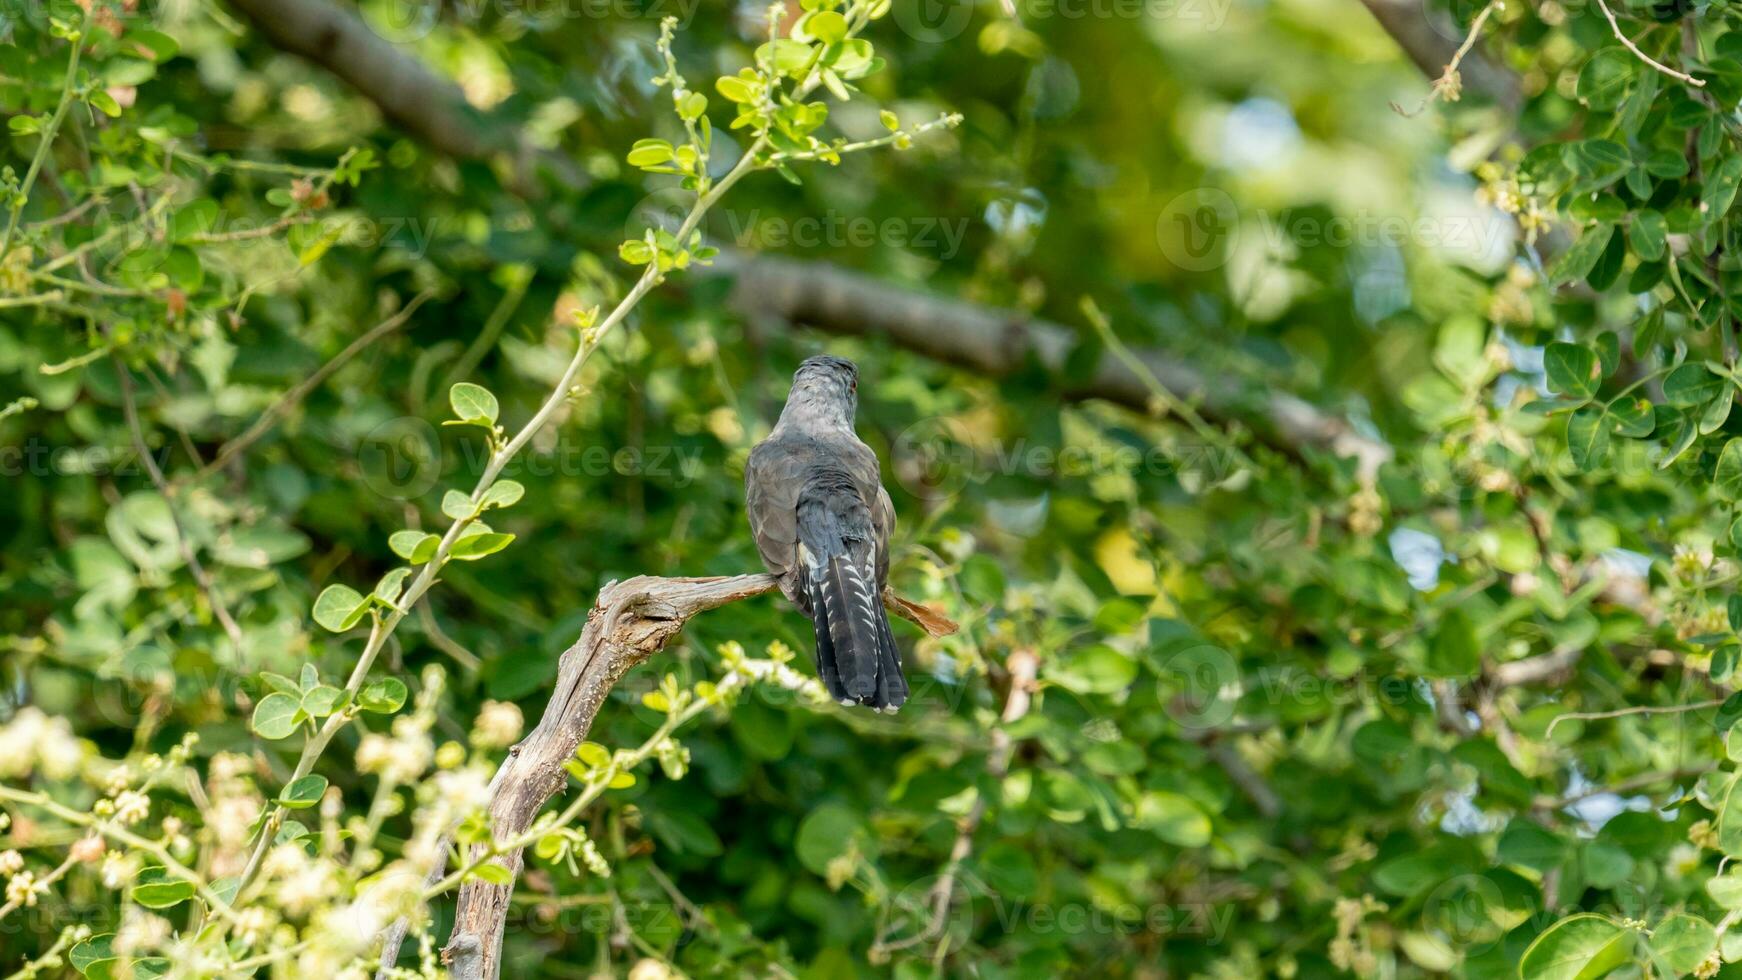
left=745, top=356, right=908, bottom=711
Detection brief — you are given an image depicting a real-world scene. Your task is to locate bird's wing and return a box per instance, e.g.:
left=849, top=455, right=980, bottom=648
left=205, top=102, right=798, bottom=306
left=745, top=436, right=818, bottom=609
left=873, top=483, right=896, bottom=587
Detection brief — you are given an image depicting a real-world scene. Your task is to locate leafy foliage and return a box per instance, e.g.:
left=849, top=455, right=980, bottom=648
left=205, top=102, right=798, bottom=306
left=17, top=0, right=1742, bottom=977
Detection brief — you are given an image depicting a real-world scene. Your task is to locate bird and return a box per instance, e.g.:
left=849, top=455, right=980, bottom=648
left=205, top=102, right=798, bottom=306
left=745, top=355, right=909, bottom=711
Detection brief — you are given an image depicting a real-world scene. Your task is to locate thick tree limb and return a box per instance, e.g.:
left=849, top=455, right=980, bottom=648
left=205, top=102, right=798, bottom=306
left=223, top=0, right=581, bottom=194
left=435, top=573, right=955, bottom=979
left=719, top=254, right=1392, bottom=473
left=224, top=0, right=1393, bottom=471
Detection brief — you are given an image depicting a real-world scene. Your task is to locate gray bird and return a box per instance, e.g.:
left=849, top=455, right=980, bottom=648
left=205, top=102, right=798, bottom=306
left=745, top=355, right=908, bottom=711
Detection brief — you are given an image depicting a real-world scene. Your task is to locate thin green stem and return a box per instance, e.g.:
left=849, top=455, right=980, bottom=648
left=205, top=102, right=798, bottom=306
left=0, top=784, right=242, bottom=926
left=0, top=29, right=82, bottom=264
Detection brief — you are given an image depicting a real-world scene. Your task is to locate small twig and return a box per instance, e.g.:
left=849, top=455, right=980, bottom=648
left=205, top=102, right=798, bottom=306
left=871, top=649, right=1038, bottom=959
left=1536, top=766, right=1714, bottom=809
left=1594, top=0, right=1704, bottom=87
left=416, top=603, right=483, bottom=673
left=114, top=354, right=246, bottom=654
left=1392, top=0, right=1500, bottom=115
left=194, top=290, right=433, bottom=482
left=1545, top=698, right=1726, bottom=737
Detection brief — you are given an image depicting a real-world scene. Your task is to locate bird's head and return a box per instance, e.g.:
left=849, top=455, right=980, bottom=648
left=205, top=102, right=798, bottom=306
left=783, top=355, right=859, bottom=428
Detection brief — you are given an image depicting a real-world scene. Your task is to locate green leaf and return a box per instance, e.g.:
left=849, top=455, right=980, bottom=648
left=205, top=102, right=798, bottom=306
left=715, top=74, right=758, bottom=104
left=449, top=382, right=499, bottom=425
left=1576, top=48, right=1633, bottom=112
left=1132, top=791, right=1212, bottom=847
left=1717, top=772, right=1742, bottom=855
left=389, top=531, right=441, bottom=564
left=251, top=692, right=302, bottom=740
left=805, top=10, right=849, bottom=43
left=1499, top=819, right=1566, bottom=871
left=442, top=489, right=476, bottom=520
left=1048, top=644, right=1137, bottom=694
left=627, top=138, right=675, bottom=167
left=1704, top=154, right=1742, bottom=222
left=1716, top=438, right=1742, bottom=501
left=1708, top=871, right=1742, bottom=909
left=1586, top=230, right=1625, bottom=290
left=1567, top=407, right=1612, bottom=472
left=1518, top=914, right=1633, bottom=980
left=646, top=807, right=725, bottom=856
left=130, top=868, right=195, bottom=909
left=1549, top=225, right=1614, bottom=285
left=1544, top=343, right=1600, bottom=399
left=373, top=567, right=412, bottom=605
left=480, top=480, right=524, bottom=510
left=279, top=774, right=328, bottom=808
left=795, top=803, right=870, bottom=874
left=301, top=685, right=342, bottom=717
left=69, top=934, right=116, bottom=975
left=1666, top=365, right=1724, bottom=406
left=1628, top=210, right=1666, bottom=261
left=312, top=584, right=369, bottom=632
left=1648, top=914, right=1716, bottom=976
left=1427, top=608, right=1480, bottom=677
left=358, top=677, right=409, bottom=714
left=1609, top=396, right=1654, bottom=438
left=450, top=532, right=515, bottom=560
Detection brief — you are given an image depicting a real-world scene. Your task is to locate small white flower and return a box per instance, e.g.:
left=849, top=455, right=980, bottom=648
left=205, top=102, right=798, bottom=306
left=470, top=700, right=524, bottom=749
left=5, top=870, right=40, bottom=907
left=235, top=906, right=274, bottom=946
left=116, top=908, right=172, bottom=954
left=0, top=850, right=22, bottom=876
left=113, top=789, right=150, bottom=826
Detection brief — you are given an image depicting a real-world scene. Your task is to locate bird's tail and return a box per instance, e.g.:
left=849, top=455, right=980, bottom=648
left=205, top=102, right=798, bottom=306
left=806, top=555, right=907, bottom=711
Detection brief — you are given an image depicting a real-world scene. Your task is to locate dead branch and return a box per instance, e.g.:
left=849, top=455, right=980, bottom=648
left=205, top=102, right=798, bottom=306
left=430, top=573, right=955, bottom=979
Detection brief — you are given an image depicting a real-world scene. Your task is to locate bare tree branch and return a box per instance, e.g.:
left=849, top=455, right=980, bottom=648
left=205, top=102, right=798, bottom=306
left=224, top=0, right=582, bottom=194
left=430, top=573, right=954, bottom=979
left=718, top=254, right=1392, bottom=471
left=223, top=0, right=1394, bottom=470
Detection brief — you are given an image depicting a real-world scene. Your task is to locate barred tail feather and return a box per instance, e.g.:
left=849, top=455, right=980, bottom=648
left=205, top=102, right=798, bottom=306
left=823, top=555, right=882, bottom=702
left=805, top=572, right=848, bottom=701
left=874, top=605, right=908, bottom=712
